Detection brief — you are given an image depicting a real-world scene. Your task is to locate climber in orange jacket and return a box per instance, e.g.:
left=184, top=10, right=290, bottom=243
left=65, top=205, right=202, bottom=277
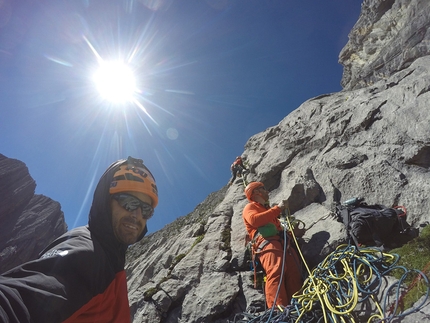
left=228, top=156, right=248, bottom=186
left=242, top=181, right=303, bottom=308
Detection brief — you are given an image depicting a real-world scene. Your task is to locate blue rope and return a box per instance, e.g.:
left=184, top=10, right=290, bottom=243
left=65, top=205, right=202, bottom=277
left=230, top=244, right=430, bottom=323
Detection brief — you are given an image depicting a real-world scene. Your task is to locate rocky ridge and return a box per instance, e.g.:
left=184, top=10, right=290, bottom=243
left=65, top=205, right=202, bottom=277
left=126, top=0, right=430, bottom=322
left=0, top=154, right=68, bottom=273
left=340, top=0, right=430, bottom=90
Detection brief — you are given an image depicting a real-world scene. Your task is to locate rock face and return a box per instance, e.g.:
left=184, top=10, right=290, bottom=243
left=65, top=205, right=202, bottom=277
left=126, top=0, right=430, bottom=322
left=340, top=0, right=430, bottom=90
left=0, top=154, right=68, bottom=273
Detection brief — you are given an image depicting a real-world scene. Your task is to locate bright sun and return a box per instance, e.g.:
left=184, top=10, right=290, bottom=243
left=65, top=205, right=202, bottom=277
left=93, top=61, right=137, bottom=103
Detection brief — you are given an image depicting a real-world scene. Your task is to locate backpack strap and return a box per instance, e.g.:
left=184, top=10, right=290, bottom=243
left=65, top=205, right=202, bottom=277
left=337, top=204, right=361, bottom=249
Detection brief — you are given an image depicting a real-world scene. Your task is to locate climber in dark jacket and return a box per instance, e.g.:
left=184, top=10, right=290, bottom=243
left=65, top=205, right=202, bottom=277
left=0, top=156, right=158, bottom=323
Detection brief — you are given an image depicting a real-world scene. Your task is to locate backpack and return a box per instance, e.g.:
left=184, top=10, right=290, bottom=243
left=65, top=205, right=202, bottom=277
left=335, top=198, right=416, bottom=248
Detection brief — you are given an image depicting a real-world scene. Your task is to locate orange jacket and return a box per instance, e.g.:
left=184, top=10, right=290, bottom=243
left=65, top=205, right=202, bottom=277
left=243, top=201, right=282, bottom=246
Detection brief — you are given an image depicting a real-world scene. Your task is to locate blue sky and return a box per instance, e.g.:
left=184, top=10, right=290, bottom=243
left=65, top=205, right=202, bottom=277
left=0, top=0, right=361, bottom=234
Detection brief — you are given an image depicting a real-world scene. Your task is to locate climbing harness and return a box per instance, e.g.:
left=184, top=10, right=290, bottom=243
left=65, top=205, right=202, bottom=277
left=247, top=232, right=279, bottom=289
left=247, top=210, right=301, bottom=290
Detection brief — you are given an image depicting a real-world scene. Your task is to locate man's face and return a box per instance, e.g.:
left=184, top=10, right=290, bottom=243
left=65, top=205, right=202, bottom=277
left=253, top=186, right=269, bottom=201
left=111, top=191, right=151, bottom=245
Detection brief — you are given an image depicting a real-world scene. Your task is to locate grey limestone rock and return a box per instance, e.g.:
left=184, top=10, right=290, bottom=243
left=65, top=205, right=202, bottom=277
left=340, top=0, right=430, bottom=91
left=126, top=1, right=430, bottom=321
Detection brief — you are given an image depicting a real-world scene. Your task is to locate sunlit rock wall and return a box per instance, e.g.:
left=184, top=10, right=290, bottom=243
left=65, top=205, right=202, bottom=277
left=126, top=1, right=430, bottom=321
left=340, top=0, right=430, bottom=90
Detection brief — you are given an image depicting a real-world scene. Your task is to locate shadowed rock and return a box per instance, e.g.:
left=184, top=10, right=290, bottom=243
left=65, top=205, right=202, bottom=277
left=0, top=154, right=67, bottom=274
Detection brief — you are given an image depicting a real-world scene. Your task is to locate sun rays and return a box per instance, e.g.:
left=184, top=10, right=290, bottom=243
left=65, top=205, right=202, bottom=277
left=93, top=60, right=137, bottom=103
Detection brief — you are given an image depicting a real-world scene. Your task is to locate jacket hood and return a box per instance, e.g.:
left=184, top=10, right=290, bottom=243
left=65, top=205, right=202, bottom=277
left=88, top=159, right=148, bottom=260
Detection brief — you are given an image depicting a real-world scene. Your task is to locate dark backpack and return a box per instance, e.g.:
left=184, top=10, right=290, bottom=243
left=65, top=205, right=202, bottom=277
left=335, top=198, right=416, bottom=248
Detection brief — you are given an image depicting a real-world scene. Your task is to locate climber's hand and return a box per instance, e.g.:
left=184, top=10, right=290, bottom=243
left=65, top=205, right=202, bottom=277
left=277, top=200, right=289, bottom=211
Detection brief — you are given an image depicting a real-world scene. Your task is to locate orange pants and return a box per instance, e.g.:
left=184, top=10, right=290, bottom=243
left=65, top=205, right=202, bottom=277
left=258, top=239, right=302, bottom=308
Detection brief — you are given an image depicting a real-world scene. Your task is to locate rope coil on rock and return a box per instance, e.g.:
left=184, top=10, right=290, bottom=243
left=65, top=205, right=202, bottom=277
left=231, top=241, right=430, bottom=323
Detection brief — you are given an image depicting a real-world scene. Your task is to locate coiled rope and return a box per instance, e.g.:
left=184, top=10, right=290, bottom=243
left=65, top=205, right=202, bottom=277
left=231, top=216, right=430, bottom=323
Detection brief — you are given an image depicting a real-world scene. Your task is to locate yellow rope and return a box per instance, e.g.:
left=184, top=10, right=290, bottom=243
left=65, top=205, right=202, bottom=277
left=284, top=211, right=399, bottom=323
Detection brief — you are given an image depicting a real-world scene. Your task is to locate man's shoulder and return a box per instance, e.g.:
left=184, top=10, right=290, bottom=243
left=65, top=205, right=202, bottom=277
left=247, top=201, right=262, bottom=207
left=243, top=201, right=263, bottom=211
left=39, top=226, right=95, bottom=259
left=58, top=226, right=93, bottom=244
left=67, top=225, right=91, bottom=235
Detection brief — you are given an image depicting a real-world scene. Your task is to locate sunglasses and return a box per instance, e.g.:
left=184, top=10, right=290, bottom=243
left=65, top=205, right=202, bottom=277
left=112, top=193, right=154, bottom=219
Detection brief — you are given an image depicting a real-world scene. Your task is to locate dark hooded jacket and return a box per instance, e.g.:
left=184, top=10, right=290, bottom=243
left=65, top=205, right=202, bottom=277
left=0, top=159, right=146, bottom=323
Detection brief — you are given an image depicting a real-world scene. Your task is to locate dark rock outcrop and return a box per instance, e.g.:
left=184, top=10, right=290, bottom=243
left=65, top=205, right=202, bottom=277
left=0, top=154, right=67, bottom=273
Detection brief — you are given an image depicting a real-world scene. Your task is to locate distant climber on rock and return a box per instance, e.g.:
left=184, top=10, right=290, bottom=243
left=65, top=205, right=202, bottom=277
left=242, top=181, right=303, bottom=309
left=228, top=156, right=248, bottom=186
left=0, top=156, right=158, bottom=323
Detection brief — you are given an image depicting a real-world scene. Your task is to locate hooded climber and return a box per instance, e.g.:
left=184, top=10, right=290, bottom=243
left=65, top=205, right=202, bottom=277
left=242, top=181, right=303, bottom=308
left=228, top=156, right=248, bottom=186
left=0, top=156, right=158, bottom=323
